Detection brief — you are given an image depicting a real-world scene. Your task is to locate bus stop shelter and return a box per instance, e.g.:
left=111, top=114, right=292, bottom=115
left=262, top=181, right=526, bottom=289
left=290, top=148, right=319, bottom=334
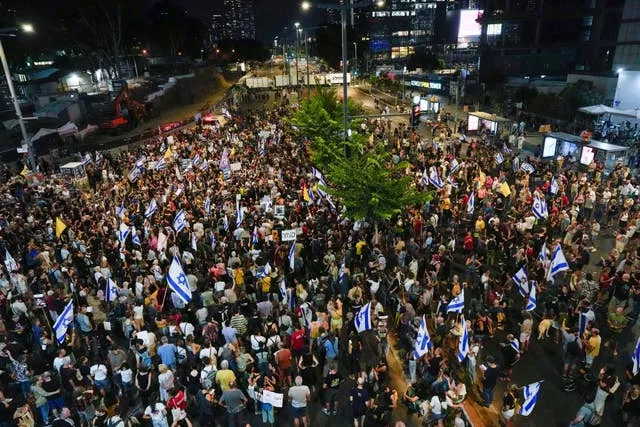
left=466, top=111, right=511, bottom=137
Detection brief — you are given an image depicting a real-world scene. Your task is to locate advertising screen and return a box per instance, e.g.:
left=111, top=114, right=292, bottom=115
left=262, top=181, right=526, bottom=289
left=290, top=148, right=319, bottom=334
left=457, top=10, right=483, bottom=48
left=542, top=137, right=557, bottom=158
left=580, top=146, right=595, bottom=165
left=468, top=115, right=479, bottom=131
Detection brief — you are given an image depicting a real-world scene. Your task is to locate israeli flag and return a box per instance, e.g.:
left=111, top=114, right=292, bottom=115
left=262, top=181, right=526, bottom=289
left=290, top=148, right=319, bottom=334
left=191, top=232, right=197, bottom=251
left=458, top=314, right=469, bottom=362
left=312, top=167, right=325, bottom=183
left=221, top=107, right=232, bottom=119
left=118, top=223, right=130, bottom=245
left=519, top=381, right=543, bottom=416
left=413, top=315, right=433, bottom=359
left=513, top=157, right=520, bottom=173
left=200, top=159, right=209, bottom=171
left=154, top=157, right=168, bottom=171
left=308, top=186, right=315, bottom=203
left=204, top=197, right=211, bottom=215
left=633, top=337, right=640, bottom=375
left=421, top=169, right=429, bottom=186
left=446, top=289, right=464, bottom=313
left=279, top=277, right=287, bottom=303
left=429, top=170, right=444, bottom=190
left=259, top=141, right=265, bottom=156
left=223, top=215, right=229, bottom=232
left=447, top=175, right=458, bottom=188
left=526, top=284, right=537, bottom=311
left=105, top=278, right=118, bottom=302
left=131, top=227, right=141, bottom=246
left=338, top=261, right=346, bottom=284
left=520, top=162, right=535, bottom=174
left=167, top=256, right=192, bottom=304
left=513, top=266, right=529, bottom=297
left=235, top=201, right=243, bottom=228
left=116, top=202, right=125, bottom=218
left=510, top=338, right=520, bottom=353
left=173, top=209, right=188, bottom=233
left=82, top=153, right=92, bottom=166
left=503, top=143, right=511, bottom=154
left=495, top=152, right=504, bottom=164
left=450, top=158, right=460, bottom=174
left=209, top=231, right=216, bottom=251
left=145, top=199, right=158, bottom=219
left=135, top=156, right=147, bottom=168
left=256, top=262, right=272, bottom=279
left=532, top=194, right=548, bottom=219
left=252, top=226, right=259, bottom=245
left=4, top=249, right=18, bottom=272
left=539, top=243, right=550, bottom=263
left=53, top=300, right=74, bottom=344
left=548, top=244, right=569, bottom=279
left=288, top=241, right=296, bottom=270
left=550, top=177, right=559, bottom=195
left=128, top=166, right=142, bottom=183
left=192, top=154, right=201, bottom=167
left=467, top=192, right=475, bottom=215
left=354, top=302, right=372, bottom=333
left=578, top=311, right=588, bottom=338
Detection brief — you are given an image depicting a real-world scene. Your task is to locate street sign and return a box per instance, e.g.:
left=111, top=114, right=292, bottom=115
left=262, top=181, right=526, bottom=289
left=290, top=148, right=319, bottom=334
left=281, top=229, right=296, bottom=241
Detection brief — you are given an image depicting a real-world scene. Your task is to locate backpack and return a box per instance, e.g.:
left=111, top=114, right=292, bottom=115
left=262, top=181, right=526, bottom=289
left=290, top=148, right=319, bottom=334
left=202, top=366, right=216, bottom=389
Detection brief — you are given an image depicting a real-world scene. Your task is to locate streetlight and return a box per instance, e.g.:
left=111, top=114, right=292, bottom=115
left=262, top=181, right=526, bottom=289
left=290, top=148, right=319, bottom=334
left=294, top=23, right=301, bottom=94
left=301, top=1, right=385, bottom=149
left=353, top=42, right=358, bottom=75
left=0, top=24, right=34, bottom=168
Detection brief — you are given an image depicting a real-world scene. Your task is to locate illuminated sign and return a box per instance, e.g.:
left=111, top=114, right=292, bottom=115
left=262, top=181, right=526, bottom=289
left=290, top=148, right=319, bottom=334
left=468, top=115, right=479, bottom=131
left=542, top=137, right=557, bottom=158
left=409, top=80, right=443, bottom=90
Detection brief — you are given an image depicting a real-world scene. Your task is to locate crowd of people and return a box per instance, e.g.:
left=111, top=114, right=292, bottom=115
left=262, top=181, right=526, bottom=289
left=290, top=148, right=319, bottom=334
left=0, top=86, right=638, bottom=427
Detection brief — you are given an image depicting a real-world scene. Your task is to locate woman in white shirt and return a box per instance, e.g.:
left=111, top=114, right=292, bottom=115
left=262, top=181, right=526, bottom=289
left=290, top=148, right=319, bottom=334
left=157, top=364, right=174, bottom=402
left=430, top=391, right=452, bottom=427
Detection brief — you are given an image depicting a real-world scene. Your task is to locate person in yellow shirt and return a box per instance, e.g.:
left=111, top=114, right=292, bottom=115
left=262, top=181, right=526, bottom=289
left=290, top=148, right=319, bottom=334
left=356, top=240, right=367, bottom=256
left=475, top=217, right=486, bottom=237
left=215, top=360, right=236, bottom=391
left=584, top=328, right=601, bottom=368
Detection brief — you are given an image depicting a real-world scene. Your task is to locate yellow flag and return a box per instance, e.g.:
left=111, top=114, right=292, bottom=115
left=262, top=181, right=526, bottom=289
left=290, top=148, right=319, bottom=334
left=499, top=182, right=511, bottom=197
left=20, top=166, right=30, bottom=176
left=302, top=185, right=310, bottom=202
left=230, top=147, right=236, bottom=156
left=55, top=217, right=67, bottom=238
left=163, top=147, right=173, bottom=159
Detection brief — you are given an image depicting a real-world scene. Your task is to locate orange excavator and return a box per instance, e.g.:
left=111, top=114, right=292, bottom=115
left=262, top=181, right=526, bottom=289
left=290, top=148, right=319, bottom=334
left=100, top=83, right=146, bottom=132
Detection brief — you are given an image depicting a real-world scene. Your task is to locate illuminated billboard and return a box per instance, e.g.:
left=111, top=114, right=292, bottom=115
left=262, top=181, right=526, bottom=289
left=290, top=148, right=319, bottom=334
left=458, top=9, right=483, bottom=48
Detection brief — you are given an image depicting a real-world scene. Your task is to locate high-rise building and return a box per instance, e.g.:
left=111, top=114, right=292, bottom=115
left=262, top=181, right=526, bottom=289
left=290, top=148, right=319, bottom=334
left=222, top=0, right=256, bottom=40
left=478, top=0, right=629, bottom=79
left=368, top=1, right=453, bottom=65
left=210, top=14, right=224, bottom=46
left=613, top=1, right=640, bottom=71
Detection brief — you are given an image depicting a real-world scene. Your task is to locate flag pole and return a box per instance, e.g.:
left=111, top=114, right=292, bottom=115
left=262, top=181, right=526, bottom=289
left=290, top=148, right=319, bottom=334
left=39, top=307, right=54, bottom=341
left=160, top=286, right=169, bottom=312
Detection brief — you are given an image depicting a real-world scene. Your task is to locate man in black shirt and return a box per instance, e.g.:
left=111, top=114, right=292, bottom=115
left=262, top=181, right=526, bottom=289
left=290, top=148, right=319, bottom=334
left=350, top=377, right=369, bottom=427
left=322, top=363, right=342, bottom=416
left=480, top=356, right=500, bottom=407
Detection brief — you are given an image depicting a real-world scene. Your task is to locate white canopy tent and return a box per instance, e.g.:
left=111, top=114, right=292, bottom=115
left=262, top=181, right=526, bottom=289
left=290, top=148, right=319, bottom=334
left=578, top=104, right=639, bottom=119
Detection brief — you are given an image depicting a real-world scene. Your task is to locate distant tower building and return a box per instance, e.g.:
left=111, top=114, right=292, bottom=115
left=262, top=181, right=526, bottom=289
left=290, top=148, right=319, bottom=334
left=210, top=13, right=224, bottom=46
left=223, top=0, right=256, bottom=40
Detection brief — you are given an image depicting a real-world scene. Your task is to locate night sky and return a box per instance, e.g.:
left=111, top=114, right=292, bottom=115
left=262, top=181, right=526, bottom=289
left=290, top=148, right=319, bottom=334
left=176, top=0, right=325, bottom=44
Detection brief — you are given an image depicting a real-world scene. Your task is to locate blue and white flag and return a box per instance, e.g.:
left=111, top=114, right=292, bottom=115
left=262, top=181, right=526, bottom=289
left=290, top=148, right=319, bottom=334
left=354, top=302, right=372, bottom=333
left=532, top=194, right=548, bottom=219
left=578, top=311, right=588, bottom=338
left=421, top=169, right=429, bottom=186
left=53, top=300, right=74, bottom=344
left=429, top=170, right=444, bottom=190
left=256, top=262, right=271, bottom=279
left=191, top=232, right=197, bottom=251
left=128, top=166, right=142, bottom=183
left=495, top=152, right=504, bottom=164
left=633, top=337, right=640, bottom=375
left=519, top=381, right=543, bottom=416
left=503, top=143, right=511, bottom=154
left=413, top=315, right=433, bottom=359
left=450, top=158, right=460, bottom=174
left=547, top=244, right=569, bottom=280
left=467, top=192, right=475, bottom=215
left=235, top=201, right=243, bottom=228
left=131, top=227, right=141, bottom=246
left=192, top=154, right=201, bottom=167
left=446, top=289, right=464, bottom=313
left=209, top=231, right=216, bottom=251
left=338, top=261, right=346, bottom=284
left=135, top=156, right=147, bottom=168
left=221, top=107, right=232, bottom=119
left=539, top=243, right=549, bottom=263
left=173, top=209, right=188, bottom=233
left=82, top=153, right=92, bottom=166
left=105, top=278, right=118, bottom=302
left=154, top=157, right=168, bottom=171
left=510, top=338, right=520, bottom=353
left=458, top=314, right=469, bottom=362
left=167, top=256, right=192, bottom=304
left=288, top=241, right=296, bottom=270
left=118, top=223, right=130, bottom=245
left=513, top=266, right=529, bottom=297
left=145, top=199, right=158, bottom=219
left=279, top=277, right=287, bottom=303
left=116, top=202, right=125, bottom=219
left=312, top=167, right=325, bottom=183
left=223, top=215, right=229, bottom=232
left=4, top=249, right=18, bottom=272
left=219, top=148, right=230, bottom=172
left=200, top=159, right=209, bottom=171
left=521, top=162, right=535, bottom=174
left=204, top=197, right=211, bottom=215
left=513, top=157, right=520, bottom=173
left=550, top=177, right=559, bottom=195
left=526, top=284, right=537, bottom=311
left=447, top=175, right=458, bottom=188
left=252, top=226, right=259, bottom=245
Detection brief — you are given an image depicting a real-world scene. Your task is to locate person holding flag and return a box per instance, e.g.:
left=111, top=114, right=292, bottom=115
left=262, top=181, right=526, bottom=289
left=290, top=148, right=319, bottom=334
left=53, top=300, right=74, bottom=344
left=467, top=192, right=475, bottom=216
left=447, top=289, right=465, bottom=314
left=166, top=256, right=192, bottom=305
left=413, top=315, right=433, bottom=359
left=354, top=302, right=372, bottom=333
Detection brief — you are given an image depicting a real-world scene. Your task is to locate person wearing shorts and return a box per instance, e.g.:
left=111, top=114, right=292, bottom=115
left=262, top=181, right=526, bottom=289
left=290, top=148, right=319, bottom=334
left=350, top=377, right=369, bottom=427
left=288, top=376, right=310, bottom=427
left=322, top=363, right=342, bottom=416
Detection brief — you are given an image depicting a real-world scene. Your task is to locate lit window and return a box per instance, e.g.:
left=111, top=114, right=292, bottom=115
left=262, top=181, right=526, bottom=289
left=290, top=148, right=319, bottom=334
left=487, top=24, right=502, bottom=36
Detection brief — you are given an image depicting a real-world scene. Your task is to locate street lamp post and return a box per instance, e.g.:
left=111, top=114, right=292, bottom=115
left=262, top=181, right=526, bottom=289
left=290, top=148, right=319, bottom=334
left=353, top=42, right=358, bottom=75
left=302, top=1, right=384, bottom=148
left=0, top=25, right=34, bottom=169
left=305, top=34, right=310, bottom=95
left=294, top=23, right=301, bottom=95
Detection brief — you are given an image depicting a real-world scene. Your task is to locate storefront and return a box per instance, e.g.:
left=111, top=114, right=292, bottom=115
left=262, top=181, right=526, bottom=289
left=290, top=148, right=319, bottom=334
left=583, top=140, right=628, bottom=175
left=466, top=111, right=511, bottom=137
